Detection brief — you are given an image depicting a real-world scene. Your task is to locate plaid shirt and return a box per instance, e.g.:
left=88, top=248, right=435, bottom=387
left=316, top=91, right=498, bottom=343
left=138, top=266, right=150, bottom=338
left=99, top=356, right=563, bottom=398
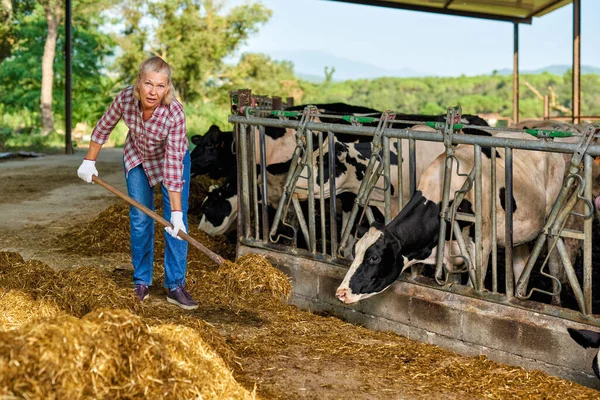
left=90, top=86, right=188, bottom=192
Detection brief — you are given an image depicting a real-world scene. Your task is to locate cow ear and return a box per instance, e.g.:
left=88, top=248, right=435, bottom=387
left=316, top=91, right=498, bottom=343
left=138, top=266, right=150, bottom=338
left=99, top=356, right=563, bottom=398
left=568, top=328, right=600, bottom=349
left=371, top=220, right=386, bottom=231
left=191, top=135, right=203, bottom=145
left=208, top=125, right=222, bottom=137
left=356, top=223, right=371, bottom=239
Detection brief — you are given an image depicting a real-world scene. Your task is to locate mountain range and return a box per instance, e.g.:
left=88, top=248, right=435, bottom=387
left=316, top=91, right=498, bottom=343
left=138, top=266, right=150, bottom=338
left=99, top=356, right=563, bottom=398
left=268, top=50, right=600, bottom=82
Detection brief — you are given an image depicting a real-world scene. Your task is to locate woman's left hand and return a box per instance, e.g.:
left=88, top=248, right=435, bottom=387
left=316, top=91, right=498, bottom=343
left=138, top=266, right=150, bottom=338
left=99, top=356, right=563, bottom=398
left=165, top=211, right=186, bottom=240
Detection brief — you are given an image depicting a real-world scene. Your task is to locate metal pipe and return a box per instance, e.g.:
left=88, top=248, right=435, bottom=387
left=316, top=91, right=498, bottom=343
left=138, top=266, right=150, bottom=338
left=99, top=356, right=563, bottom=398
left=474, top=144, right=483, bottom=290
left=513, top=22, right=520, bottom=125
left=250, top=125, right=259, bottom=239
left=306, top=128, right=316, bottom=254
left=434, top=152, right=454, bottom=283
left=409, top=138, right=417, bottom=197
left=397, top=138, right=404, bottom=210
left=239, top=124, right=251, bottom=238
left=556, top=237, right=586, bottom=313
left=260, top=126, right=270, bottom=241
left=383, top=136, right=391, bottom=224
left=292, top=196, right=311, bottom=248
left=504, top=148, right=514, bottom=299
left=328, top=132, right=338, bottom=257
left=229, top=116, right=600, bottom=157
left=491, top=147, right=498, bottom=293
left=584, top=154, right=593, bottom=313
left=318, top=131, right=327, bottom=255
left=573, top=0, right=581, bottom=124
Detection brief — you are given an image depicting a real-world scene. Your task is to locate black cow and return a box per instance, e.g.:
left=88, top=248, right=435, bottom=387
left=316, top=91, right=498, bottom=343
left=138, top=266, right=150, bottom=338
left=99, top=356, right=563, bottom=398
left=190, top=125, right=234, bottom=179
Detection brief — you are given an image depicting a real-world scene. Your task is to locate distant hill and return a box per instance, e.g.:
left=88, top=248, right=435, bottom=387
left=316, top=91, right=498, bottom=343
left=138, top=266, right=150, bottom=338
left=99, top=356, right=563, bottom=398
left=269, top=50, right=423, bottom=82
left=268, top=50, right=600, bottom=81
left=493, top=64, right=600, bottom=76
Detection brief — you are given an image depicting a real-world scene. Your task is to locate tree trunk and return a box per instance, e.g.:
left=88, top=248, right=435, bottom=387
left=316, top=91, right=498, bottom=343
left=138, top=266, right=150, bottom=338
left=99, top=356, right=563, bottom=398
left=40, top=1, right=61, bottom=135
left=1, top=0, right=12, bottom=18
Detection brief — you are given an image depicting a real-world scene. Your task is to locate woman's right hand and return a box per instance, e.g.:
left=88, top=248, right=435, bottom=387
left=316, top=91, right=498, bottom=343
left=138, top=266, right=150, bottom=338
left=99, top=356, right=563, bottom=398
left=77, top=159, right=98, bottom=183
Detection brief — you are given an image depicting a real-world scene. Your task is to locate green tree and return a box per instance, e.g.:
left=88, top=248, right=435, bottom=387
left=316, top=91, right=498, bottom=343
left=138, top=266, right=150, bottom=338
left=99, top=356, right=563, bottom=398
left=115, top=0, right=271, bottom=102
left=0, top=2, right=115, bottom=126
left=217, top=52, right=297, bottom=104
left=0, top=0, right=35, bottom=62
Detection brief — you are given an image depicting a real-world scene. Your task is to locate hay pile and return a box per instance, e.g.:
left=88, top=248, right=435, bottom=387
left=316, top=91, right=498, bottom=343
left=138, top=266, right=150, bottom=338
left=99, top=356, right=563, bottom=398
left=0, top=309, right=255, bottom=399
left=60, top=200, right=236, bottom=262
left=217, top=255, right=292, bottom=303
left=0, top=290, right=60, bottom=331
left=61, top=202, right=130, bottom=255
left=5, top=198, right=599, bottom=399
left=0, top=251, right=139, bottom=317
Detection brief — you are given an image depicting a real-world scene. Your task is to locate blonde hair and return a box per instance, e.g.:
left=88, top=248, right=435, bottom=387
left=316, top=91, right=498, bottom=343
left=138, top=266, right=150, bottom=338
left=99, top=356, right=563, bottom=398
left=133, top=56, right=176, bottom=105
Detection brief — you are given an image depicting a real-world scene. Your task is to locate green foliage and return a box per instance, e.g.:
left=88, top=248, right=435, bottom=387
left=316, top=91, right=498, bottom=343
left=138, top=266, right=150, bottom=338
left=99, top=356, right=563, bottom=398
left=298, top=70, right=600, bottom=120
left=185, top=102, right=231, bottom=139
left=3, top=0, right=600, bottom=153
left=115, top=0, right=272, bottom=103
left=0, top=0, right=36, bottom=62
left=0, top=2, right=115, bottom=126
left=211, top=53, right=297, bottom=104
left=2, top=130, right=67, bottom=152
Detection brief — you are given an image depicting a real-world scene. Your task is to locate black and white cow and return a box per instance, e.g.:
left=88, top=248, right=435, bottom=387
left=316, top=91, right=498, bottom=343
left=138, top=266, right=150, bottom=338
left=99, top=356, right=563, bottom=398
left=294, top=125, right=447, bottom=221
left=197, top=128, right=297, bottom=235
left=198, top=168, right=238, bottom=235
left=335, top=131, right=567, bottom=304
left=198, top=106, right=490, bottom=238
left=197, top=103, right=382, bottom=235
left=567, top=327, right=600, bottom=379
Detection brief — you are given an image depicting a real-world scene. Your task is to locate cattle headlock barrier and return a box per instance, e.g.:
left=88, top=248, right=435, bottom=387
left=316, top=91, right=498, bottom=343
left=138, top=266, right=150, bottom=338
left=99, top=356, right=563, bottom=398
left=227, top=90, right=600, bottom=389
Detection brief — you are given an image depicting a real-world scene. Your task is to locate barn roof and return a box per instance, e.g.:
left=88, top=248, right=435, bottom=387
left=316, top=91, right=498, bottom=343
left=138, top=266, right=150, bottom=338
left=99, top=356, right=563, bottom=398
left=325, top=0, right=572, bottom=24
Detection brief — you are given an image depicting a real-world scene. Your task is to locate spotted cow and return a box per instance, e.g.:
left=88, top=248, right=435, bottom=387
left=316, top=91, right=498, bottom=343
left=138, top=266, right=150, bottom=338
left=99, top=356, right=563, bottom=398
left=335, top=131, right=568, bottom=304
left=197, top=103, right=381, bottom=235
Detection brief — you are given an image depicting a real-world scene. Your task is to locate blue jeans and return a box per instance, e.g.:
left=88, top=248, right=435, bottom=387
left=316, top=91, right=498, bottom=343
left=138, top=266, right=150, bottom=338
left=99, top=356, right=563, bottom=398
left=125, top=151, right=190, bottom=289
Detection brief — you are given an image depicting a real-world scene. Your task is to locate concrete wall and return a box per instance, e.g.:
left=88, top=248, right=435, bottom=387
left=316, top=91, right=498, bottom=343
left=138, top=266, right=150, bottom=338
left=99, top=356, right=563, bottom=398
left=238, top=244, right=600, bottom=390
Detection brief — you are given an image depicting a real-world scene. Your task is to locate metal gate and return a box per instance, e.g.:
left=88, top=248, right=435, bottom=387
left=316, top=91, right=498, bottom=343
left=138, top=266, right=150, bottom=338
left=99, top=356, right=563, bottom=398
left=228, top=90, right=600, bottom=325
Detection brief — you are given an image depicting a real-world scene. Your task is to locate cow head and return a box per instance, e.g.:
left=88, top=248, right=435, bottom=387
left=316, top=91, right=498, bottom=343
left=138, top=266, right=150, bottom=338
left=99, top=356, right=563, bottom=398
left=335, top=223, right=404, bottom=303
left=336, top=191, right=441, bottom=304
left=191, top=125, right=233, bottom=179
left=198, top=183, right=237, bottom=235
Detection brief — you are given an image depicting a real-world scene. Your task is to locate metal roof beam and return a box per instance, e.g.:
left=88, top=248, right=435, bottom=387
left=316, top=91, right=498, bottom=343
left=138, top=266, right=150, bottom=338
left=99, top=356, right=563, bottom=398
left=326, top=0, right=533, bottom=24
left=527, top=0, right=571, bottom=18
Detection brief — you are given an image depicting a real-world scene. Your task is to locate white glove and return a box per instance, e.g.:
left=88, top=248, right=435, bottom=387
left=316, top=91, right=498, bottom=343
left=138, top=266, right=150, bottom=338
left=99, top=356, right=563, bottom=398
left=77, top=159, right=98, bottom=183
left=165, top=211, right=186, bottom=240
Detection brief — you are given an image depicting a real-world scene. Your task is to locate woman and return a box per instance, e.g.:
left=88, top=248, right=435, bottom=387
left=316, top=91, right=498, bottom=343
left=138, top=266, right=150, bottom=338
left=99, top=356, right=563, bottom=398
left=77, top=56, right=198, bottom=310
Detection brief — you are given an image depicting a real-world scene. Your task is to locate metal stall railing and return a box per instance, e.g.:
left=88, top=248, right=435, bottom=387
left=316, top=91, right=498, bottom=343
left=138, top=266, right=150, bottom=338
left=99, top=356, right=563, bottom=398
left=229, top=93, right=600, bottom=321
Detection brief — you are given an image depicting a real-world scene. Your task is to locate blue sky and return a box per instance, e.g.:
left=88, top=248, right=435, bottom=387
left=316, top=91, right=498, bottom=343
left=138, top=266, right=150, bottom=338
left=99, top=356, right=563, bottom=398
left=226, top=0, right=600, bottom=78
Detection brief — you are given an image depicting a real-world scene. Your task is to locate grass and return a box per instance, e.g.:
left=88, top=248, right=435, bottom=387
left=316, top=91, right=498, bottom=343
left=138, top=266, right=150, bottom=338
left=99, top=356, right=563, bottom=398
left=0, top=100, right=235, bottom=154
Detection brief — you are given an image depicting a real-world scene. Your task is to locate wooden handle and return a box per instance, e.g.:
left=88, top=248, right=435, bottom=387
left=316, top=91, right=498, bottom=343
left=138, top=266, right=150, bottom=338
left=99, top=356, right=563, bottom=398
left=92, top=175, right=226, bottom=266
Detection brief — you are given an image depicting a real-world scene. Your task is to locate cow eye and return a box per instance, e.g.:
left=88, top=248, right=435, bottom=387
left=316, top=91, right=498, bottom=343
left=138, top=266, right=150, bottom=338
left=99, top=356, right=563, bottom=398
left=368, top=254, right=380, bottom=264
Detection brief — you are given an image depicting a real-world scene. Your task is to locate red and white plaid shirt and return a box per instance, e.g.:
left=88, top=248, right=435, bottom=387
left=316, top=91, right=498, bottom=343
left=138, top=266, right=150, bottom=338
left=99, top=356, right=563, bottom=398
left=90, top=86, right=189, bottom=192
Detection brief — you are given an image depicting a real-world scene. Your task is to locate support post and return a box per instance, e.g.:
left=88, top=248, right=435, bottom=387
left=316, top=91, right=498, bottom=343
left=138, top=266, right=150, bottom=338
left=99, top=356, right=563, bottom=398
left=64, top=0, right=73, bottom=154
left=572, top=0, right=581, bottom=124
left=512, top=22, right=519, bottom=125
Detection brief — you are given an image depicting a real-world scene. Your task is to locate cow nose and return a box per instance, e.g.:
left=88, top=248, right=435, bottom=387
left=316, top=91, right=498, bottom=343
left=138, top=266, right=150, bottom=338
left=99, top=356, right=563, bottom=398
left=335, top=288, right=347, bottom=303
